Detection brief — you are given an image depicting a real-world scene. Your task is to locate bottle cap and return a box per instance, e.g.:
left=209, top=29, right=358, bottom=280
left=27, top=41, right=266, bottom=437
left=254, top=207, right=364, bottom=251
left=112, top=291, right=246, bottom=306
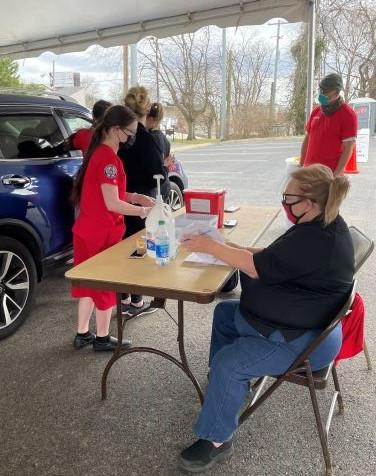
left=158, top=220, right=165, bottom=225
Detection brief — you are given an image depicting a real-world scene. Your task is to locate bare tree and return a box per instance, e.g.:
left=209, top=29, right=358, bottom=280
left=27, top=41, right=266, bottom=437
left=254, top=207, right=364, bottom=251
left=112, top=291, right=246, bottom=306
left=318, top=0, right=376, bottom=99
left=229, top=35, right=274, bottom=137
left=81, top=76, right=102, bottom=108
left=140, top=29, right=212, bottom=140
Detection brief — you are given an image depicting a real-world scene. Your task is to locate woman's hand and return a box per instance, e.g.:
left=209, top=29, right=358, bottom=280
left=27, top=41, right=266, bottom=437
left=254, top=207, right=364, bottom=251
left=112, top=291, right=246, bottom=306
left=181, top=234, right=216, bottom=254
left=133, top=193, right=156, bottom=207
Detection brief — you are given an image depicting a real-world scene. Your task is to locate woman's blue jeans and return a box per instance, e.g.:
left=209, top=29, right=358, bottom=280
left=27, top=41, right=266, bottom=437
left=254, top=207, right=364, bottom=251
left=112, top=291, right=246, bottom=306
left=194, top=300, right=342, bottom=443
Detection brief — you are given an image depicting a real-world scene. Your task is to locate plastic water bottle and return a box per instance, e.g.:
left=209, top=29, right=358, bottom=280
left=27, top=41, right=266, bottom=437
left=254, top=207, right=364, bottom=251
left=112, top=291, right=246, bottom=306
left=145, top=174, right=173, bottom=259
left=155, top=220, right=170, bottom=266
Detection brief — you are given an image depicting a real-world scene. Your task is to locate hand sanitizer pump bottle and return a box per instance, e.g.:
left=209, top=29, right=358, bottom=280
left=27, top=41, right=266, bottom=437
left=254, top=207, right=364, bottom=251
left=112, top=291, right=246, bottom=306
left=145, top=175, right=176, bottom=258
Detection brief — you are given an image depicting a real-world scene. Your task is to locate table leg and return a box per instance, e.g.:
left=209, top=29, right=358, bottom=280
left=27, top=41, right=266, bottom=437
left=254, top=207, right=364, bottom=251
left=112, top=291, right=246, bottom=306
left=101, top=293, right=124, bottom=400
left=177, top=300, right=204, bottom=404
left=101, top=297, right=203, bottom=404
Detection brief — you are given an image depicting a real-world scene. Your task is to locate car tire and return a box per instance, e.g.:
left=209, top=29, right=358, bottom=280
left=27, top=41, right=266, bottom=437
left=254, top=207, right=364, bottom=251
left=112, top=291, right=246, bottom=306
left=168, top=181, right=184, bottom=211
left=0, top=237, right=37, bottom=340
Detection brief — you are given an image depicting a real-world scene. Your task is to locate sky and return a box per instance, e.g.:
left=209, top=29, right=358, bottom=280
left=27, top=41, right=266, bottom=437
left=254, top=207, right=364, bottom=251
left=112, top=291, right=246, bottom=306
left=16, top=21, right=302, bottom=103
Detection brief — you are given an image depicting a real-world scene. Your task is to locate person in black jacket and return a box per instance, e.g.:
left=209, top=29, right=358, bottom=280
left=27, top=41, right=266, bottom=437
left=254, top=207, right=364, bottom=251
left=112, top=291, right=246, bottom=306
left=146, top=102, right=173, bottom=201
left=118, top=86, right=168, bottom=316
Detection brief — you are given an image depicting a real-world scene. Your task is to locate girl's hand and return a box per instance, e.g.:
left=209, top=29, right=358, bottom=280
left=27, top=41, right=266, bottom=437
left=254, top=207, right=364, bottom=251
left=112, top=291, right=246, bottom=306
left=140, top=207, right=152, bottom=219
left=181, top=234, right=215, bottom=254
left=164, top=154, right=176, bottom=171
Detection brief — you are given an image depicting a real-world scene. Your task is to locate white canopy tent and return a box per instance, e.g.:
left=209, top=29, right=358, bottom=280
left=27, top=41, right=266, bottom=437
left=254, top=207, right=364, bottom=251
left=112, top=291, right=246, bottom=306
left=0, top=0, right=316, bottom=124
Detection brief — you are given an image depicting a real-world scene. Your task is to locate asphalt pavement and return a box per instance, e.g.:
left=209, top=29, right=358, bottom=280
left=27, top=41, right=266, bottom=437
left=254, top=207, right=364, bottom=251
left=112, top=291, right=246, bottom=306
left=1, top=137, right=375, bottom=476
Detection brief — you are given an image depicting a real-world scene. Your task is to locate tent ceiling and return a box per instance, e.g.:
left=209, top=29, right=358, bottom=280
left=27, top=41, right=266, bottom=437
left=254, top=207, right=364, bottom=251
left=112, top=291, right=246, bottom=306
left=0, top=0, right=308, bottom=59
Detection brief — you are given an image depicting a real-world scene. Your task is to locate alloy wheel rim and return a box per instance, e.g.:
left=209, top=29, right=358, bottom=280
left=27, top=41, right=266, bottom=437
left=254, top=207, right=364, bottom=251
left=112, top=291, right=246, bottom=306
left=0, top=251, right=30, bottom=329
left=168, top=189, right=183, bottom=211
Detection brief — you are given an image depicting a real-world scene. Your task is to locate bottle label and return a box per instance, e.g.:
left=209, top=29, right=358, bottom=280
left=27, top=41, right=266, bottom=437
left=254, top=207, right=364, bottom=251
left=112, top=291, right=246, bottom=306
left=156, top=243, right=169, bottom=258
left=147, top=239, right=155, bottom=251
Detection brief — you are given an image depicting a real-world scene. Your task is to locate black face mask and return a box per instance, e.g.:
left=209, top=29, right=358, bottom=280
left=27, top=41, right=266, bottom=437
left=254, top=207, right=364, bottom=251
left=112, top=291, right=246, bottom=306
left=121, top=135, right=136, bottom=149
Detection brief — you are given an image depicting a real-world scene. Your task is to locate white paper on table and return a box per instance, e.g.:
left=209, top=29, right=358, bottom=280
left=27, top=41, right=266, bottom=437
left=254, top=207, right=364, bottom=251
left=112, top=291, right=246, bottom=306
left=177, top=221, right=224, bottom=243
left=175, top=214, right=221, bottom=242
left=184, top=252, right=227, bottom=266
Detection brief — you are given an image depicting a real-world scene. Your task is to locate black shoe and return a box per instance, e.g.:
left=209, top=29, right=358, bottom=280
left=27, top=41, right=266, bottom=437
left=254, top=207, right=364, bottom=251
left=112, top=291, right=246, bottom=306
left=73, top=332, right=95, bottom=349
left=93, top=336, right=132, bottom=352
left=180, top=439, right=233, bottom=473
left=123, top=303, right=158, bottom=318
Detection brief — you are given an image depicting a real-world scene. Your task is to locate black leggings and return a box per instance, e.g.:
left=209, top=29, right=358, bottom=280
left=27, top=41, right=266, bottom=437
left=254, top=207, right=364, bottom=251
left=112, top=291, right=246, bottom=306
left=123, top=215, right=146, bottom=304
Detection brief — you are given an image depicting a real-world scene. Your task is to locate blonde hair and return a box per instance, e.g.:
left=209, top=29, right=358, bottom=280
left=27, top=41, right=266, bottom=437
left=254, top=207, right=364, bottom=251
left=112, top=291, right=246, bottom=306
left=291, top=164, right=350, bottom=225
left=147, top=102, right=164, bottom=125
left=124, top=86, right=151, bottom=118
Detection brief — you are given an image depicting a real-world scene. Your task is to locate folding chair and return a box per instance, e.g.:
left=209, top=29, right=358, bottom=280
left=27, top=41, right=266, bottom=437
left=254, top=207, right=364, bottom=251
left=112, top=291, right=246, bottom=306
left=239, top=281, right=357, bottom=476
left=349, top=225, right=374, bottom=370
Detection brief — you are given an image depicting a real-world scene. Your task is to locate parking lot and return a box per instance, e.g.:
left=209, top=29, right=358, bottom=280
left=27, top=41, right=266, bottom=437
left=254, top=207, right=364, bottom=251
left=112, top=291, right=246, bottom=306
left=1, top=137, right=376, bottom=476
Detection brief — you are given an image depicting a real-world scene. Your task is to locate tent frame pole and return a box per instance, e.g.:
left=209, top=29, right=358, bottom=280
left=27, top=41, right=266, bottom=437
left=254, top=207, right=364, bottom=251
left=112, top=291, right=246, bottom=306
left=306, top=0, right=316, bottom=122
left=220, top=27, right=228, bottom=141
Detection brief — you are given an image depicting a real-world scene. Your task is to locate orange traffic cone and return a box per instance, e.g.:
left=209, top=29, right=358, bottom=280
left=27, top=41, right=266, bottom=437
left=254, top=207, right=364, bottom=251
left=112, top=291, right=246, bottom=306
left=344, top=150, right=359, bottom=174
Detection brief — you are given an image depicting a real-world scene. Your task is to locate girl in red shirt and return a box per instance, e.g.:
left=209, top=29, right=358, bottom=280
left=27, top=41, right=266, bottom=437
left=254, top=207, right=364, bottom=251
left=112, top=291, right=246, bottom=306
left=71, top=105, right=155, bottom=352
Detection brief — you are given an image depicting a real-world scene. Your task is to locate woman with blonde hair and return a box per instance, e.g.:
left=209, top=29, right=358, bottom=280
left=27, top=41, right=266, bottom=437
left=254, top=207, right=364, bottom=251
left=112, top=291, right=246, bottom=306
left=179, top=164, right=354, bottom=472
left=118, top=86, right=168, bottom=316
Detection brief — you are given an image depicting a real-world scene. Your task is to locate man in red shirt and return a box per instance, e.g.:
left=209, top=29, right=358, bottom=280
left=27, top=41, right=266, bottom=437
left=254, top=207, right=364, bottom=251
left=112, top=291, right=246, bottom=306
left=300, top=73, right=357, bottom=176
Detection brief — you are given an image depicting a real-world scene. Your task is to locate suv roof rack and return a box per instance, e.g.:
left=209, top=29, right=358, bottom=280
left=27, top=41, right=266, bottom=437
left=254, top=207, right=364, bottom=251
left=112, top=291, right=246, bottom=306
left=0, top=87, right=78, bottom=103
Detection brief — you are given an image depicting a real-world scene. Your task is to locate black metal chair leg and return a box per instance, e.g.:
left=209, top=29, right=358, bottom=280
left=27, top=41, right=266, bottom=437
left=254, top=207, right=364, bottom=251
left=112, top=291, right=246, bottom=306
left=331, top=366, right=344, bottom=415
left=306, top=361, right=333, bottom=476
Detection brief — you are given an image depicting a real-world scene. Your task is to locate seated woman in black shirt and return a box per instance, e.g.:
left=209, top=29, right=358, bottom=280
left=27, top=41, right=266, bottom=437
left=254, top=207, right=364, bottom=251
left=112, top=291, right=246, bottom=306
left=180, top=164, right=354, bottom=472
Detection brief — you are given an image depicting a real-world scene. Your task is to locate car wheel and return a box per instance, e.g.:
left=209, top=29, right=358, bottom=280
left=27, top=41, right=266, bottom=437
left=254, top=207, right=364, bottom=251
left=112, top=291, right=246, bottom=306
left=0, top=237, right=37, bottom=340
left=168, top=182, right=184, bottom=211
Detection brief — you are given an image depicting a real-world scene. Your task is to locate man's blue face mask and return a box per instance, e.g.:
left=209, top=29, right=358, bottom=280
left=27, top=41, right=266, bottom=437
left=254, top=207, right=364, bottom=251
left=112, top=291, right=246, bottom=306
left=318, top=93, right=330, bottom=106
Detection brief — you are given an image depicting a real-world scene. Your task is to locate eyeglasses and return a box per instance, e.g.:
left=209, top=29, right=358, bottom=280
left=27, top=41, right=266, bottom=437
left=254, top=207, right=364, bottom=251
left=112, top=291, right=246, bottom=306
left=282, top=193, right=315, bottom=204
left=119, top=127, right=136, bottom=137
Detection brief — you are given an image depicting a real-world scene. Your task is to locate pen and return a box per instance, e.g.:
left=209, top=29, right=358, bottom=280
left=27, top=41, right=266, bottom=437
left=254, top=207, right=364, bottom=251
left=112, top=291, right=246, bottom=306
left=181, top=230, right=211, bottom=243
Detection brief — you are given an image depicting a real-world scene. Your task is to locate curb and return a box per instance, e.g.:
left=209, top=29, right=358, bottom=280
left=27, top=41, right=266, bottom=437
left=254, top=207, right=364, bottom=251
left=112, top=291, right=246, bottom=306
left=170, top=136, right=304, bottom=152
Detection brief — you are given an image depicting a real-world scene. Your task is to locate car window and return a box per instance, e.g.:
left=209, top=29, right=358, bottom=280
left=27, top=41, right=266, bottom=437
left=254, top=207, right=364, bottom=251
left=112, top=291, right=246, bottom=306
left=0, top=113, right=65, bottom=159
left=58, top=110, right=92, bottom=135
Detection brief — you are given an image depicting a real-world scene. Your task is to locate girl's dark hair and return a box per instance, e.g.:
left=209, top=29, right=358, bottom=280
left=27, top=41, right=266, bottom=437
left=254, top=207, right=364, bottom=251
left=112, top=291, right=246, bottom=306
left=72, top=105, right=136, bottom=205
left=92, top=99, right=112, bottom=123
left=147, top=102, right=164, bottom=123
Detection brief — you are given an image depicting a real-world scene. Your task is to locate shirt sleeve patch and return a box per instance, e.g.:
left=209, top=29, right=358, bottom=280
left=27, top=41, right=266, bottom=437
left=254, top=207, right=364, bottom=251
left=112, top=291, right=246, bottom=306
left=104, top=164, right=117, bottom=179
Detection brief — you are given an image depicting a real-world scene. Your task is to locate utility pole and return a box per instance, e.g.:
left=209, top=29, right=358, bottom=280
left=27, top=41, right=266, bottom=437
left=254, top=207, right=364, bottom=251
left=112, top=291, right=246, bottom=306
left=225, top=49, right=232, bottom=139
left=123, top=45, right=129, bottom=97
left=130, top=43, right=138, bottom=87
left=270, top=20, right=283, bottom=116
left=155, top=39, right=160, bottom=102
left=50, top=59, right=56, bottom=89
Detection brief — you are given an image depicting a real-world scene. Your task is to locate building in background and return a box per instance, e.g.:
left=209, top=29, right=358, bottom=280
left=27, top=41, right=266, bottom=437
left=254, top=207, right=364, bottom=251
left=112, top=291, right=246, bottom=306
left=52, top=71, right=81, bottom=88
left=50, top=71, right=87, bottom=106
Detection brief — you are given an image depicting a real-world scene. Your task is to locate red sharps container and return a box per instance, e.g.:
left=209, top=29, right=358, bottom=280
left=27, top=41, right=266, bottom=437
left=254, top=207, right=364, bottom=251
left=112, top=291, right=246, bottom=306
left=183, top=189, right=226, bottom=228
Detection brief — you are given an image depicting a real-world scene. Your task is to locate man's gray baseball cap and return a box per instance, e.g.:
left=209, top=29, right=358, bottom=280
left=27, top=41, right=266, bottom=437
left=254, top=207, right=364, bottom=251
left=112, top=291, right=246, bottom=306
left=319, top=73, right=343, bottom=92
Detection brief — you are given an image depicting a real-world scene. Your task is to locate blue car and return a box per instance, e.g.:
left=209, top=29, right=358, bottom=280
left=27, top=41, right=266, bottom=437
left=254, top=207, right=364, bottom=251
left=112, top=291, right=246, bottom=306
left=0, top=92, right=187, bottom=339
